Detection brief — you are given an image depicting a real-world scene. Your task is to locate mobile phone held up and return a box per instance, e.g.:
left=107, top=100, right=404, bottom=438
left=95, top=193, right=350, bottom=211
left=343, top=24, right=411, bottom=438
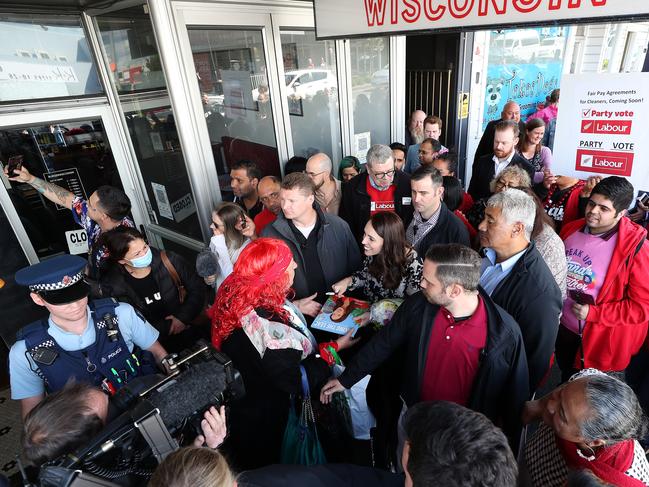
left=568, top=290, right=595, bottom=306
left=6, top=155, right=23, bottom=176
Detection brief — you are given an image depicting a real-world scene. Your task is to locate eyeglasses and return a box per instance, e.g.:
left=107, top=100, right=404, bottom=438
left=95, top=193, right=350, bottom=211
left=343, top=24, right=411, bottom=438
left=495, top=180, right=519, bottom=190
left=371, top=168, right=396, bottom=180
left=304, top=170, right=326, bottom=178
left=259, top=191, right=280, bottom=204
left=210, top=220, right=223, bottom=229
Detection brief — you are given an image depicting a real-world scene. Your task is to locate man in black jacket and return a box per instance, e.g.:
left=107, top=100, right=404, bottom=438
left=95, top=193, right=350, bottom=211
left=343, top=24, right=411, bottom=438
left=321, top=243, right=529, bottom=447
left=473, top=101, right=526, bottom=165
left=339, top=144, right=413, bottom=245
left=478, top=188, right=562, bottom=392
left=468, top=120, right=534, bottom=201
left=407, top=166, right=470, bottom=256
left=261, top=172, right=361, bottom=306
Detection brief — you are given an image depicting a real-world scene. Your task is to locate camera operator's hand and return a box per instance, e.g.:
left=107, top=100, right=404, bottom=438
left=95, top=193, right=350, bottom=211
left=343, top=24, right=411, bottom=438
left=193, top=405, right=227, bottom=449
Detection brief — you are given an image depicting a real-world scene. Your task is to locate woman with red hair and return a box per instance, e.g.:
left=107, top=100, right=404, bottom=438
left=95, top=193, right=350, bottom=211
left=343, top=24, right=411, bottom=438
left=210, top=238, right=356, bottom=470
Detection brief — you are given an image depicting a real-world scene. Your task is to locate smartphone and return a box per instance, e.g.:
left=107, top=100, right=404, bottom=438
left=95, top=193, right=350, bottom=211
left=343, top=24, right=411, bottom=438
left=638, top=192, right=649, bottom=205
left=569, top=290, right=595, bottom=305
left=240, top=217, right=247, bottom=229
left=6, top=155, right=23, bottom=176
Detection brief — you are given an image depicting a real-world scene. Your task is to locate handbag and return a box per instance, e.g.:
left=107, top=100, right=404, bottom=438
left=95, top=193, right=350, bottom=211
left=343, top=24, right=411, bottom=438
left=160, top=251, right=188, bottom=304
left=280, top=365, right=327, bottom=465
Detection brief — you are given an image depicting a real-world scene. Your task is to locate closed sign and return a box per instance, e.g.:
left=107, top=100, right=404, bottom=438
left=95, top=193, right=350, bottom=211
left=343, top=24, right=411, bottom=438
left=65, top=229, right=89, bottom=255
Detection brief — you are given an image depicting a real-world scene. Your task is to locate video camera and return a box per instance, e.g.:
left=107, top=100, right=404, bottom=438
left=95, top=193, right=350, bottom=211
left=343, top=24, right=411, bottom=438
left=33, top=340, right=245, bottom=487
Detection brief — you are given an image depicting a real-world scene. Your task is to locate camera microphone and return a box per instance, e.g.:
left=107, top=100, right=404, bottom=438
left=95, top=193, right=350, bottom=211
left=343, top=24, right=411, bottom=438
left=196, top=250, right=220, bottom=278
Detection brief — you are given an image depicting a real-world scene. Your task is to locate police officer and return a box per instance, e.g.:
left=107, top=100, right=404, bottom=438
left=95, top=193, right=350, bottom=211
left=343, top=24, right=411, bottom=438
left=9, top=254, right=167, bottom=418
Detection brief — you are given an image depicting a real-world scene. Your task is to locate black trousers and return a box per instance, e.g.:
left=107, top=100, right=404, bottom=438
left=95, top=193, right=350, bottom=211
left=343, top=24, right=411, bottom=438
left=554, top=325, right=580, bottom=383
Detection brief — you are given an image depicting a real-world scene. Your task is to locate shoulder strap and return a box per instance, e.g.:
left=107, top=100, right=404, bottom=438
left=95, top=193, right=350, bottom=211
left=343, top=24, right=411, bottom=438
left=160, top=251, right=186, bottom=304
left=16, top=318, right=50, bottom=344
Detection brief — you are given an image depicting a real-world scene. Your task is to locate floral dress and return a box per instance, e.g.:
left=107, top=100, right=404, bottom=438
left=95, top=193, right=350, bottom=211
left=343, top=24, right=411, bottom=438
left=348, top=251, right=423, bottom=302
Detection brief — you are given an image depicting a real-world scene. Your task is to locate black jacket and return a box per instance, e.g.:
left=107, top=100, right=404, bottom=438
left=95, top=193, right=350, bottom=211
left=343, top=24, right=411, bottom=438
left=413, top=202, right=471, bottom=257
left=261, top=206, right=361, bottom=299
left=97, top=248, right=205, bottom=335
left=473, top=118, right=527, bottom=165
left=488, top=243, right=562, bottom=391
left=338, top=290, right=530, bottom=445
left=339, top=171, right=414, bottom=244
left=468, top=152, right=535, bottom=201
left=221, top=318, right=331, bottom=470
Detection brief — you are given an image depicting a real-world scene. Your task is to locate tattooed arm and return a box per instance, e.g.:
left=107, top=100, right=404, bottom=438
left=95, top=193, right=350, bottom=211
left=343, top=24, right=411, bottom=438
left=5, top=165, right=74, bottom=208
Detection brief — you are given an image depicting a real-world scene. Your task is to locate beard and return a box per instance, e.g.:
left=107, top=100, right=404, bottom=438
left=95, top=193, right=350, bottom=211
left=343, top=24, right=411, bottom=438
left=410, top=127, right=425, bottom=144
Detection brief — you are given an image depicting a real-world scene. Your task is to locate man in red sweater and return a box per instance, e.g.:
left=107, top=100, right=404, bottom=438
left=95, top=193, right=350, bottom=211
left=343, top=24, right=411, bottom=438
left=558, top=176, right=649, bottom=380
left=254, top=175, right=282, bottom=235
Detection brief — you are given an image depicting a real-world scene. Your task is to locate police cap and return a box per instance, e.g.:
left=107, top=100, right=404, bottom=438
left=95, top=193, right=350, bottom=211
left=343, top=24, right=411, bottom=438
left=16, top=254, right=90, bottom=304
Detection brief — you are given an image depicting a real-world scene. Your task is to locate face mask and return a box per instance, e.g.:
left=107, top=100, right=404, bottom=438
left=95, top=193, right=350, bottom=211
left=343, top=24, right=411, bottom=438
left=130, top=247, right=152, bottom=268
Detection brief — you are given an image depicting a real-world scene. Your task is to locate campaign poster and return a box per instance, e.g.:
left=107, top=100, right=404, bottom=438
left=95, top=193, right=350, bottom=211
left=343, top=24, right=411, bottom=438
left=552, top=73, right=649, bottom=192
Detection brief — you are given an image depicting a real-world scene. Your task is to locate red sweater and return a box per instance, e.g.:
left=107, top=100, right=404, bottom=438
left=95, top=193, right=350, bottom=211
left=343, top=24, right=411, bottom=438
left=560, top=217, right=649, bottom=371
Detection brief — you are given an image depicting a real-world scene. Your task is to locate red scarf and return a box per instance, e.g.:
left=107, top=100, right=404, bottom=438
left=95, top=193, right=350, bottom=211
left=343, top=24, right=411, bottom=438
left=556, top=436, right=644, bottom=486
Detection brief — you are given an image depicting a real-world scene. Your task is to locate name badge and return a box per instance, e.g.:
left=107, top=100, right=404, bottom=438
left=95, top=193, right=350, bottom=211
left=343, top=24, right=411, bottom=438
left=402, top=197, right=412, bottom=205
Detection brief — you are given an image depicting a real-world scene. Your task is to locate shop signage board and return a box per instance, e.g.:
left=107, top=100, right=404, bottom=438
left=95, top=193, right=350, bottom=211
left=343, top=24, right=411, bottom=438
left=43, top=168, right=87, bottom=210
left=552, top=73, right=649, bottom=194
left=313, top=1, right=649, bottom=39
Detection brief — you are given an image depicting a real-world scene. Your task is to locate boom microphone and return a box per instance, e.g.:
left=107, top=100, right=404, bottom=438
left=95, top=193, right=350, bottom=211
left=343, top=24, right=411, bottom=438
left=196, top=250, right=220, bottom=278
left=147, top=361, right=233, bottom=430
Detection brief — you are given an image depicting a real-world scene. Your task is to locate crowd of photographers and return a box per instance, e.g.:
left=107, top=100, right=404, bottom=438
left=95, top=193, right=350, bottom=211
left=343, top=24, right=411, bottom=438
left=5, top=101, right=649, bottom=487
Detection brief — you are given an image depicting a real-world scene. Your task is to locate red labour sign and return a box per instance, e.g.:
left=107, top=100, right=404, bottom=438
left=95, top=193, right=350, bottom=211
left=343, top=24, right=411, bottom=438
left=575, top=149, right=633, bottom=176
left=580, top=119, right=632, bottom=135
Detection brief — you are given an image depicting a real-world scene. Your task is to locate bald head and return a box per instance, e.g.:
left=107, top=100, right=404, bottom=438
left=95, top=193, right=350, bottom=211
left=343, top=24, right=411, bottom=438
left=501, top=102, right=521, bottom=122
left=306, top=153, right=334, bottom=189
left=257, top=175, right=281, bottom=214
left=409, top=110, right=426, bottom=130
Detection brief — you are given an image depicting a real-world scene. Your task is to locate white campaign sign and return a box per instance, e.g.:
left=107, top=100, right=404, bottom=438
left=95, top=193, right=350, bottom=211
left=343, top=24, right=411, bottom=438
left=65, top=229, right=89, bottom=255
left=313, top=0, right=649, bottom=39
left=552, top=73, right=649, bottom=195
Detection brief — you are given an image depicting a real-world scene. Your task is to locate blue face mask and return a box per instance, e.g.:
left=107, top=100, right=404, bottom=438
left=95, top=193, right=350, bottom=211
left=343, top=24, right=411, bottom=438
left=130, top=247, right=153, bottom=268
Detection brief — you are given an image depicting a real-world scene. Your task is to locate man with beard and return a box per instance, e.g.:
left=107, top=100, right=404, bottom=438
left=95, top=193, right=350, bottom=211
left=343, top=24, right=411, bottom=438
left=473, top=101, right=526, bottom=165
left=468, top=121, right=534, bottom=201
left=229, top=160, right=263, bottom=220
left=254, top=176, right=282, bottom=234
left=305, top=152, right=342, bottom=215
left=404, top=110, right=426, bottom=148
left=320, top=243, right=529, bottom=448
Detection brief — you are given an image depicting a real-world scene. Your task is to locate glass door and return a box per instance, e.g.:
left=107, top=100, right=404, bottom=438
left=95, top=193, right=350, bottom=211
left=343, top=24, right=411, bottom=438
left=0, top=104, right=147, bottom=262
left=172, top=5, right=286, bottom=195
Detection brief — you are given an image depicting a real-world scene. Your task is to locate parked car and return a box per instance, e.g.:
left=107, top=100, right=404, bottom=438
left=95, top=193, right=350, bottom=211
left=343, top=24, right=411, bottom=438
left=252, top=68, right=336, bottom=100
left=536, top=36, right=565, bottom=59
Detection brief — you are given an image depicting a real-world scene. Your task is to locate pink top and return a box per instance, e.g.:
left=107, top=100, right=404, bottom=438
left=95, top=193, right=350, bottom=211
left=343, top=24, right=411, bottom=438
left=562, top=229, right=618, bottom=333
left=528, top=105, right=558, bottom=125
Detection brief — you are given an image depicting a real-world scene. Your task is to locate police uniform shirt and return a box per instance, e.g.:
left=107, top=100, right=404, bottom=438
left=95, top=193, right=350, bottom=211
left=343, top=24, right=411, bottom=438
left=9, top=302, right=159, bottom=400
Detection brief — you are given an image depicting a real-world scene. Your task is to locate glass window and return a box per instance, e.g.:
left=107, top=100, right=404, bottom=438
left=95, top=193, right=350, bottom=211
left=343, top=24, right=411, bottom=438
left=0, top=203, right=46, bottom=348
left=280, top=30, right=342, bottom=163
left=187, top=28, right=280, bottom=199
left=0, top=15, right=103, bottom=102
left=350, top=37, right=390, bottom=151
left=482, top=26, right=568, bottom=129
left=0, top=119, right=127, bottom=260
left=122, top=97, right=203, bottom=240
left=96, top=8, right=203, bottom=242
left=96, top=7, right=166, bottom=94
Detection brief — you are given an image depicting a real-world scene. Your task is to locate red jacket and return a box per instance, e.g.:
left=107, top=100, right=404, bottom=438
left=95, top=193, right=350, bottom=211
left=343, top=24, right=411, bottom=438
left=560, top=217, right=649, bottom=371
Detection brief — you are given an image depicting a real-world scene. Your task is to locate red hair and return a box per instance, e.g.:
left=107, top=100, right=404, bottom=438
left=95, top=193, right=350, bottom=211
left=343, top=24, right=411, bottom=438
left=209, top=238, right=293, bottom=348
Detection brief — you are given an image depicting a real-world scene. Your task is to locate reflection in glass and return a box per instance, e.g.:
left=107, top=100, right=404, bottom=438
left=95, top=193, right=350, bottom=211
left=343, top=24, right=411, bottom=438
left=350, top=38, right=390, bottom=148
left=483, top=27, right=568, bottom=129
left=188, top=28, right=279, bottom=198
left=280, top=30, right=341, bottom=163
left=0, top=120, right=124, bottom=259
left=122, top=97, right=203, bottom=240
left=0, top=15, right=103, bottom=102
left=96, top=7, right=166, bottom=94
left=0, top=204, right=45, bottom=348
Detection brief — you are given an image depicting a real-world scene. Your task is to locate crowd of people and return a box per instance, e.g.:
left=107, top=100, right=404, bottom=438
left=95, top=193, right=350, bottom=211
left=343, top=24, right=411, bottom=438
left=4, top=93, right=649, bottom=487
